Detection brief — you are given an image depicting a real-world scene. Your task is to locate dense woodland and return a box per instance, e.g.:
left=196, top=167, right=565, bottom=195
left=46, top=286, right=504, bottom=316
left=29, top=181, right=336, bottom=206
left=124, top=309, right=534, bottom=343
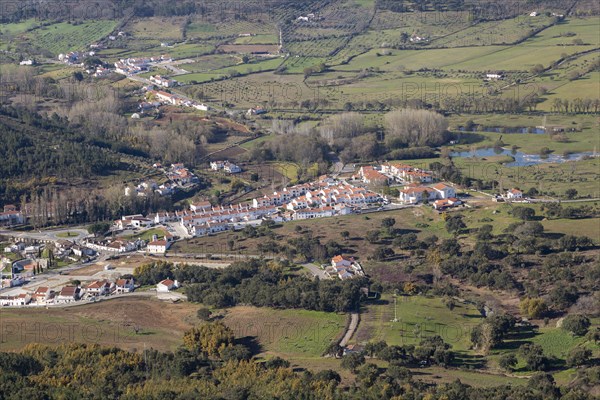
left=0, top=337, right=598, bottom=399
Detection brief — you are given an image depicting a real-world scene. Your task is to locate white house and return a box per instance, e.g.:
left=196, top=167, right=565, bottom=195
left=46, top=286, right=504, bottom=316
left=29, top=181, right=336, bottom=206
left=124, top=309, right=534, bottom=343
left=19, top=60, right=34, bottom=66
left=147, top=239, right=171, bottom=254
left=486, top=73, right=504, bottom=80
left=85, top=280, right=114, bottom=296
left=149, top=75, right=176, bottom=88
left=331, top=255, right=353, bottom=268
left=32, top=286, right=54, bottom=305
left=157, top=278, right=178, bottom=292
left=55, top=286, right=80, bottom=303
left=399, top=186, right=437, bottom=204
left=0, top=293, right=31, bottom=306
left=431, top=183, right=456, bottom=199
left=115, top=278, right=135, bottom=293
left=506, top=188, right=523, bottom=199
left=223, top=162, right=241, bottom=174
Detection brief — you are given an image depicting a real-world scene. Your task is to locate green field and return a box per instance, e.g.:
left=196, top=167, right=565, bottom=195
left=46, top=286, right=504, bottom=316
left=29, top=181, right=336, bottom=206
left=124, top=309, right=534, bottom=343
left=187, top=20, right=274, bottom=40
left=128, top=17, right=186, bottom=40
left=353, top=295, right=484, bottom=352
left=124, top=227, right=168, bottom=241
left=234, top=34, right=278, bottom=44
left=179, top=55, right=241, bottom=73
left=177, top=57, right=283, bottom=83
left=0, top=19, right=40, bottom=36
left=56, top=231, right=80, bottom=238
left=25, top=20, right=117, bottom=55
left=222, top=306, right=346, bottom=358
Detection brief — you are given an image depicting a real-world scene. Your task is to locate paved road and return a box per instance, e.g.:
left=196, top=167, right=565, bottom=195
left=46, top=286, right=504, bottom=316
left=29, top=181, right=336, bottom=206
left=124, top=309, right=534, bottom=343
left=339, top=312, right=359, bottom=347
left=301, top=262, right=330, bottom=280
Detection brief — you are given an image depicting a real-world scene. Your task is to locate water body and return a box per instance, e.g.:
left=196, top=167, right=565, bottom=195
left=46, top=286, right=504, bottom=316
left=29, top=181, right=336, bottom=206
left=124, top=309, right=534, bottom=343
left=450, top=147, right=596, bottom=167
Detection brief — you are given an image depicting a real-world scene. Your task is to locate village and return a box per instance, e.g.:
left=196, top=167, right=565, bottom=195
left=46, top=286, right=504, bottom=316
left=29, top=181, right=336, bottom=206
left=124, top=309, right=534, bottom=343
left=0, top=162, right=531, bottom=309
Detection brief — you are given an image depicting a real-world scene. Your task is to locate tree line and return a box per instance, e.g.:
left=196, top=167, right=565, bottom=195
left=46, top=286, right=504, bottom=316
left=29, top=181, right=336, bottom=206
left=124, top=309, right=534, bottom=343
left=134, top=259, right=366, bottom=313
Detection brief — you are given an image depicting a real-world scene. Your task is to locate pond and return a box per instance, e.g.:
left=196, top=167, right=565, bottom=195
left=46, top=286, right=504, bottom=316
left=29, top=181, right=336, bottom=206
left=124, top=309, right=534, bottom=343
left=450, top=147, right=597, bottom=167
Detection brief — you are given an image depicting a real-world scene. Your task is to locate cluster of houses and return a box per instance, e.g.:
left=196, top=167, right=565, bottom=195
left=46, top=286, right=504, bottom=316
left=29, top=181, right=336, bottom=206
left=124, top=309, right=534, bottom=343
left=125, top=180, right=176, bottom=197
left=58, top=51, right=82, bottom=65
left=114, top=56, right=171, bottom=75
left=0, top=205, right=25, bottom=226
left=0, top=276, right=181, bottom=307
left=166, top=163, right=200, bottom=187
left=325, top=255, right=364, bottom=280
left=210, top=160, right=242, bottom=174
left=127, top=163, right=201, bottom=196
left=177, top=178, right=382, bottom=236
left=114, top=177, right=383, bottom=240
left=356, top=163, right=462, bottom=209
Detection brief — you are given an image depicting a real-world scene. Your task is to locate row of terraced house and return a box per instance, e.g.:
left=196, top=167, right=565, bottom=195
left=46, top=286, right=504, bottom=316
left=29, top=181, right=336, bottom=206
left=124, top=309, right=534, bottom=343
left=0, top=278, right=135, bottom=307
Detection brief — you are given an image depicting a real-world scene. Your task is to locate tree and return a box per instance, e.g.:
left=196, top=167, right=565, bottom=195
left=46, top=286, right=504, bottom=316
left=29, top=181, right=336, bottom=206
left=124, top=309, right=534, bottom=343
left=197, top=307, right=212, bottom=321
left=357, top=363, right=379, bottom=387
left=519, top=343, right=549, bottom=371
left=384, top=109, right=449, bottom=147
left=498, top=354, right=517, bottom=371
left=566, top=347, right=591, bottom=367
left=88, top=222, right=110, bottom=237
left=445, top=215, right=466, bottom=235
left=182, top=322, right=234, bottom=357
left=364, top=341, right=388, bottom=357
left=386, top=364, right=412, bottom=382
left=220, top=344, right=252, bottom=362
left=381, top=217, right=396, bottom=230
left=72, top=71, right=84, bottom=81
left=372, top=246, right=394, bottom=261
left=564, top=188, right=578, bottom=200
left=340, top=230, right=350, bottom=240
left=477, top=224, right=493, bottom=241
left=341, top=352, right=365, bottom=372
left=512, top=207, right=536, bottom=221
left=520, top=297, right=548, bottom=319
left=562, top=315, right=591, bottom=336
left=531, top=64, right=545, bottom=74
left=439, top=238, right=460, bottom=256
left=365, top=230, right=380, bottom=244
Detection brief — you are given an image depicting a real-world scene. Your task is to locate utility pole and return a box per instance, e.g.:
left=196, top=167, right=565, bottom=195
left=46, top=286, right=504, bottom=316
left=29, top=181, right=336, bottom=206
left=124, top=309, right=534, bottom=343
left=391, top=290, right=399, bottom=323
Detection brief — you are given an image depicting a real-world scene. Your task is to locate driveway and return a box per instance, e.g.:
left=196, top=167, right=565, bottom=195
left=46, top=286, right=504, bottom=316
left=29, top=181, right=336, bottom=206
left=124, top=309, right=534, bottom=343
left=301, top=262, right=330, bottom=280
left=339, top=312, right=359, bottom=347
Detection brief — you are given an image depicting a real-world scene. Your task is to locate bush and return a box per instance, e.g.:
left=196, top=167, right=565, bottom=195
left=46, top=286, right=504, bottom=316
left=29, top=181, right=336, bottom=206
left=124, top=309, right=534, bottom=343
left=197, top=307, right=212, bottom=321
left=562, top=315, right=591, bottom=336
left=566, top=347, right=592, bottom=367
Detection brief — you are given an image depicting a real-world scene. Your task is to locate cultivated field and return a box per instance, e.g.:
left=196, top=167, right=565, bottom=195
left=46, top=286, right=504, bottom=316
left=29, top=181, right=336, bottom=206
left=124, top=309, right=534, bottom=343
left=0, top=297, right=199, bottom=352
